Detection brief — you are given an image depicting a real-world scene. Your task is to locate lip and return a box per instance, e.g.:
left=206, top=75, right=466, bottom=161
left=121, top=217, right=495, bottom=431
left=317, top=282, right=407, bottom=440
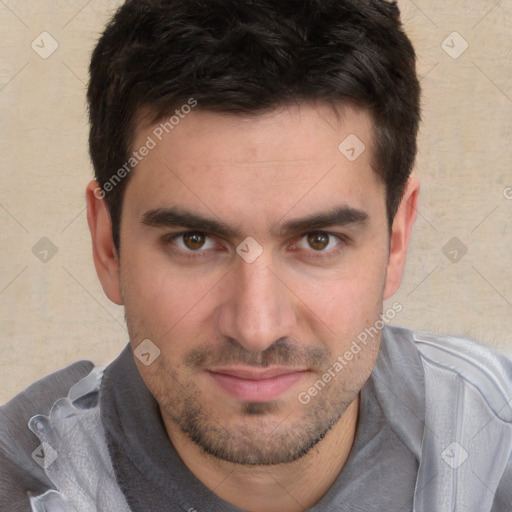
left=207, top=367, right=310, bottom=402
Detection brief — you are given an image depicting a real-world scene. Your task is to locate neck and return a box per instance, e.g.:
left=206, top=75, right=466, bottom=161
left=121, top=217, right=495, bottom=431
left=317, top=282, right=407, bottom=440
left=162, top=395, right=360, bottom=512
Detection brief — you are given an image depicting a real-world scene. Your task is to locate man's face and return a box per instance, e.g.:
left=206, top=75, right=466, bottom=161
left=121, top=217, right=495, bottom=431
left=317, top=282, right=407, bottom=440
left=113, top=103, right=402, bottom=465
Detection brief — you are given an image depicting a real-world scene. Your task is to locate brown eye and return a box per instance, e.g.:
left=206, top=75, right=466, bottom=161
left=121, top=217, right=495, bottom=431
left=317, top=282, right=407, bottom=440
left=307, top=232, right=330, bottom=251
left=183, top=232, right=206, bottom=250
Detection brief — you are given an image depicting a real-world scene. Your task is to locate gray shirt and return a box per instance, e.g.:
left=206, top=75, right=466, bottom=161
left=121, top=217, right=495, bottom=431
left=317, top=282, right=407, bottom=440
left=1, top=327, right=426, bottom=511
left=100, top=329, right=423, bottom=512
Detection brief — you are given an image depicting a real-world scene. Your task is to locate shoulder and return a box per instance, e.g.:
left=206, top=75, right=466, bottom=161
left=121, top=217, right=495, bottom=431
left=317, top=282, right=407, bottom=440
left=385, top=325, right=512, bottom=416
left=382, top=325, right=512, bottom=427
left=384, top=328, right=512, bottom=508
left=0, top=360, right=94, bottom=511
left=408, top=328, right=512, bottom=421
left=383, top=326, right=512, bottom=509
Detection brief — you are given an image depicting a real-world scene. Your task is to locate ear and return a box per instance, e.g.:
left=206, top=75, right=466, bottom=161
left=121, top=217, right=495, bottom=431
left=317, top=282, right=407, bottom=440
left=85, top=181, right=123, bottom=305
left=383, top=177, right=419, bottom=300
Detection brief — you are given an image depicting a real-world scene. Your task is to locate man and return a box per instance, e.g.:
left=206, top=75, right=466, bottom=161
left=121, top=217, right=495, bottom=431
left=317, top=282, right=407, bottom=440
left=1, top=0, right=511, bottom=510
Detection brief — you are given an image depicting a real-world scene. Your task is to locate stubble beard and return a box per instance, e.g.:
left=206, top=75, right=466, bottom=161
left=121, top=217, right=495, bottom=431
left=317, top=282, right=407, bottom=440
left=123, top=299, right=376, bottom=467
left=150, top=357, right=362, bottom=466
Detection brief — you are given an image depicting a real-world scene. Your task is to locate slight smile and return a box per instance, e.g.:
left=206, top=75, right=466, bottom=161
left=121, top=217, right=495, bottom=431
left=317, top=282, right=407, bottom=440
left=207, top=367, right=312, bottom=402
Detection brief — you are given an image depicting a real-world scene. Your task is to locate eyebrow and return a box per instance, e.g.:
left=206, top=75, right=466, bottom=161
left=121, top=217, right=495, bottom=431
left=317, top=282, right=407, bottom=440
left=141, top=206, right=369, bottom=239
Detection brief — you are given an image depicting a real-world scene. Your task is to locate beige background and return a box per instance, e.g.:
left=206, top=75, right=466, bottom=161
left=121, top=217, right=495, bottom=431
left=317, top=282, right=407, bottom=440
left=1, top=0, right=511, bottom=404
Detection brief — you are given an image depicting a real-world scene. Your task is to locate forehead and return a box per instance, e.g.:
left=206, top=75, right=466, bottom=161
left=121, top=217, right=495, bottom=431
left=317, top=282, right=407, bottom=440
left=124, top=102, right=384, bottom=226
left=135, top=101, right=374, bottom=164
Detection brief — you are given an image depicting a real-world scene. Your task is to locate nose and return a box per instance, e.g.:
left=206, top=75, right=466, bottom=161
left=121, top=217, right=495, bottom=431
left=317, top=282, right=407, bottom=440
left=216, top=256, right=298, bottom=353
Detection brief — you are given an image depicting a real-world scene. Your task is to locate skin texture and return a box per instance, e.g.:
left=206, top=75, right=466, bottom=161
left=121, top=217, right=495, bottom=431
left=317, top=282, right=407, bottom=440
left=86, top=102, right=418, bottom=512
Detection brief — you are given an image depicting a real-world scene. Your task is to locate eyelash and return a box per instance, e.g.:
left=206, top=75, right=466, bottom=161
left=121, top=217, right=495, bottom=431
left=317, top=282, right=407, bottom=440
left=162, top=231, right=350, bottom=261
left=297, top=233, right=349, bottom=261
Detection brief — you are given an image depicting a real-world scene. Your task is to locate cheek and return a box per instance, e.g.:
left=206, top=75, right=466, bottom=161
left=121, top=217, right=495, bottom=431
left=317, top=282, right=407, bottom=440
left=292, top=249, right=387, bottom=335
left=120, top=250, right=223, bottom=340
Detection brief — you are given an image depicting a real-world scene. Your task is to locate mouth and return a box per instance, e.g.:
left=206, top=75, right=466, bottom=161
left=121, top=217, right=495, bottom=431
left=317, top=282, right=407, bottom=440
left=207, top=367, right=311, bottom=402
